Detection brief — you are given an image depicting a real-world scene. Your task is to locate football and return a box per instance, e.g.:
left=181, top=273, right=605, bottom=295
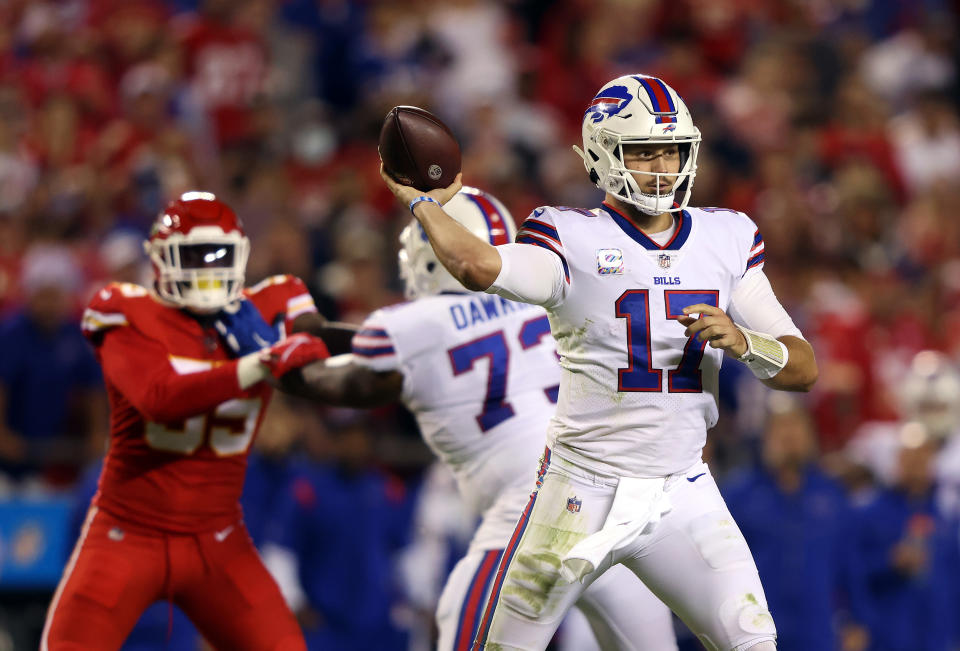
left=379, top=106, right=461, bottom=191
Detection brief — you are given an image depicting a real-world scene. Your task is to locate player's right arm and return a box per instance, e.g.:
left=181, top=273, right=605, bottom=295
left=380, top=167, right=566, bottom=307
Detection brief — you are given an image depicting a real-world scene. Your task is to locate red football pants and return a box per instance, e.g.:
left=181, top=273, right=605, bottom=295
left=42, top=507, right=306, bottom=651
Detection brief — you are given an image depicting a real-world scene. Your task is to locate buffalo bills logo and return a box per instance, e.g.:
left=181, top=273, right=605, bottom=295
left=584, top=85, right=633, bottom=124
left=661, top=124, right=676, bottom=133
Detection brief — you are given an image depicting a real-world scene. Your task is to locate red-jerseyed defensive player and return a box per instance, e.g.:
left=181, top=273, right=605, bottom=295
left=42, top=192, right=334, bottom=650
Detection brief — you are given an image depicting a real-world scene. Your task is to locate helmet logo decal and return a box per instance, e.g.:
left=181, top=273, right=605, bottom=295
left=661, top=124, right=676, bottom=133
left=633, top=76, right=678, bottom=124
left=584, top=85, right=633, bottom=124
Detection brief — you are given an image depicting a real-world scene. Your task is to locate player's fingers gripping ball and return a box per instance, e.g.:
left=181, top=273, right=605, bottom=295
left=260, top=333, right=330, bottom=378
left=378, top=105, right=463, bottom=208
left=379, top=163, right=463, bottom=209
left=379, top=106, right=461, bottom=191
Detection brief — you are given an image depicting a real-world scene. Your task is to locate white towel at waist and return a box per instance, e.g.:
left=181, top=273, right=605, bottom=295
left=560, top=476, right=672, bottom=583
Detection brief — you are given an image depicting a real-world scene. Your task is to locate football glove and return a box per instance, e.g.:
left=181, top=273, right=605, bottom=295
left=214, top=298, right=280, bottom=357
left=259, top=333, right=330, bottom=379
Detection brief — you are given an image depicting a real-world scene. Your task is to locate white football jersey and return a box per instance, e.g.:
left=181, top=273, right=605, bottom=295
left=351, top=293, right=560, bottom=515
left=514, top=203, right=769, bottom=477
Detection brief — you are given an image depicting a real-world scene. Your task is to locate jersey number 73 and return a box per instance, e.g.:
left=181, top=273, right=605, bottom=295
left=447, top=315, right=558, bottom=433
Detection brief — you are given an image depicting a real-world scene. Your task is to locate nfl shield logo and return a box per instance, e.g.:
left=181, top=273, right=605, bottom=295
left=567, top=496, right=582, bottom=513
left=658, top=253, right=672, bottom=269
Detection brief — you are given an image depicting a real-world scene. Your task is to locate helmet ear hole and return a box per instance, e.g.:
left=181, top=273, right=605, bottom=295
left=426, top=262, right=436, bottom=273
left=589, top=169, right=600, bottom=185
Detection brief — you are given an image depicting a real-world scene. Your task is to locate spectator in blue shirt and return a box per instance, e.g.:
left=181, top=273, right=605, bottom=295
left=261, top=414, right=419, bottom=651
left=846, top=424, right=960, bottom=651
left=723, top=399, right=854, bottom=651
left=0, top=246, right=105, bottom=486
left=241, top=393, right=309, bottom=547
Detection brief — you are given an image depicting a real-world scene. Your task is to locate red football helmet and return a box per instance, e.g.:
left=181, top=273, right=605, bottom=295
left=144, top=192, right=250, bottom=312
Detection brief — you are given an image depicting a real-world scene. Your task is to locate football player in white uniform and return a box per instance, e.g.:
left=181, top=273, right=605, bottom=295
left=283, top=187, right=678, bottom=650
left=379, top=75, right=818, bottom=651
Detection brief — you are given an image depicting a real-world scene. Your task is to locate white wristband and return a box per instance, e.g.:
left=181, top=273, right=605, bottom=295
left=735, top=325, right=788, bottom=380
left=237, top=353, right=269, bottom=389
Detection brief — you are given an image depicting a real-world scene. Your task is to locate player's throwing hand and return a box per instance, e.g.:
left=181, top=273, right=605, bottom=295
left=380, top=163, right=462, bottom=208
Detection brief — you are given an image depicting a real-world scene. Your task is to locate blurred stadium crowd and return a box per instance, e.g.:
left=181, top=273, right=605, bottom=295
left=0, top=0, right=959, bottom=649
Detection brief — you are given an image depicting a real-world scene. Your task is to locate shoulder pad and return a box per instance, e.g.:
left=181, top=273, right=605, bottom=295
left=245, top=274, right=316, bottom=325
left=549, top=205, right=596, bottom=217
left=351, top=311, right=399, bottom=366
left=246, top=274, right=299, bottom=296
left=81, top=283, right=150, bottom=340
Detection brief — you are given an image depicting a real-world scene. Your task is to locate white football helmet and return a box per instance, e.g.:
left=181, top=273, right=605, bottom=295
left=900, top=350, right=960, bottom=438
left=398, top=187, right=516, bottom=299
left=574, top=74, right=701, bottom=215
left=900, top=350, right=960, bottom=439
left=144, top=192, right=250, bottom=313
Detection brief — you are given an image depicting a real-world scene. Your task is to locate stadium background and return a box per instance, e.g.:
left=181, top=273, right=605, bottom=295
left=1, top=0, right=959, bottom=649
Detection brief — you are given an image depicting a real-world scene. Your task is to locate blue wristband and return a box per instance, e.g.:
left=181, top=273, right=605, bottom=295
left=409, top=195, right=440, bottom=215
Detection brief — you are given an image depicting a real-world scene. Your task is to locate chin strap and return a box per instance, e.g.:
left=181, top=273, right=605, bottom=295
left=735, top=325, right=788, bottom=380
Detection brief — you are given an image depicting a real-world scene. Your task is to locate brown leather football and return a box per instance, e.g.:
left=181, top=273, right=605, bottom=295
left=379, top=106, right=461, bottom=191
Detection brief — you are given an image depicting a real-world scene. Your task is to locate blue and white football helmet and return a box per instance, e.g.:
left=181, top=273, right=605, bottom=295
left=574, top=75, right=701, bottom=216
left=398, top=187, right=516, bottom=299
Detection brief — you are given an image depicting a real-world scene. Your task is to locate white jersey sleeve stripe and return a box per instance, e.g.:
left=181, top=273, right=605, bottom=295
left=285, top=294, right=317, bottom=320
left=352, top=343, right=396, bottom=358
left=81, top=309, right=128, bottom=333
left=353, top=334, right=391, bottom=347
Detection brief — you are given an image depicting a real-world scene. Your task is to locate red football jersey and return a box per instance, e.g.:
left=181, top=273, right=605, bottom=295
left=81, top=275, right=317, bottom=533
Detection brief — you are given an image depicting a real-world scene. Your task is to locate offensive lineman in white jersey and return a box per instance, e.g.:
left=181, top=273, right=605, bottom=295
left=283, top=187, right=678, bottom=650
left=378, top=75, right=818, bottom=651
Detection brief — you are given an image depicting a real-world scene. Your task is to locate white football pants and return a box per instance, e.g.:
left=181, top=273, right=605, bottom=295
left=437, top=549, right=677, bottom=651
left=474, top=451, right=777, bottom=651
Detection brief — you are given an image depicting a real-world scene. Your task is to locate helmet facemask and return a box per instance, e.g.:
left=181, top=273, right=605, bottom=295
left=146, top=226, right=249, bottom=312
left=398, top=222, right=438, bottom=300
left=591, top=130, right=700, bottom=215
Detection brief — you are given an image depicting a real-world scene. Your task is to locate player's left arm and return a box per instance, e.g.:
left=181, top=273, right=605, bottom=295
left=279, top=356, right=403, bottom=408
left=290, top=312, right=359, bottom=357
left=282, top=314, right=405, bottom=406
left=679, top=271, right=818, bottom=392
